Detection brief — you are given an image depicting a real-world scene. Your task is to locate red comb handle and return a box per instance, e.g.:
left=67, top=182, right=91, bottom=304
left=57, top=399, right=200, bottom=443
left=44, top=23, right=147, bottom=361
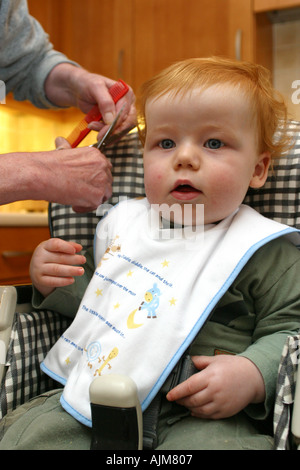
left=67, top=79, right=129, bottom=148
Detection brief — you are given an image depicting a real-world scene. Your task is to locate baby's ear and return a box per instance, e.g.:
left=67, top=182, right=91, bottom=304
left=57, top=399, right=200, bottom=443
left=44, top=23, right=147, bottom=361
left=249, top=152, right=271, bottom=189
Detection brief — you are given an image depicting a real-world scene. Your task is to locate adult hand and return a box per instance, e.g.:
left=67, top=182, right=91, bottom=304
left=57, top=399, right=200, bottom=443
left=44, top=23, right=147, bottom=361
left=54, top=136, right=113, bottom=212
left=45, top=64, right=137, bottom=139
left=0, top=146, right=113, bottom=213
left=53, top=144, right=113, bottom=212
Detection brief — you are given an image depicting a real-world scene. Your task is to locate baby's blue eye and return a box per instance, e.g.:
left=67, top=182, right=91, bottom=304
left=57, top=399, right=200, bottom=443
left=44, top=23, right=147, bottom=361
left=159, top=139, right=175, bottom=149
left=204, top=139, right=224, bottom=149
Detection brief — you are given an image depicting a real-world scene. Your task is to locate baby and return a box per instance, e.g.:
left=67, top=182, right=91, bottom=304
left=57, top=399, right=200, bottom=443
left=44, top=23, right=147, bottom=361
left=2, top=57, right=300, bottom=450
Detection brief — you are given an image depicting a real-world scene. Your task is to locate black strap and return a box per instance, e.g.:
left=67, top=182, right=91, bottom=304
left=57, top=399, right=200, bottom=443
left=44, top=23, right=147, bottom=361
left=142, top=354, right=197, bottom=449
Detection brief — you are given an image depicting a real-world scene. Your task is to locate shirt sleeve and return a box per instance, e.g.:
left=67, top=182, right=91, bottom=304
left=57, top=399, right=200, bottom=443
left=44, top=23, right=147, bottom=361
left=0, top=0, right=78, bottom=108
left=239, top=241, right=300, bottom=419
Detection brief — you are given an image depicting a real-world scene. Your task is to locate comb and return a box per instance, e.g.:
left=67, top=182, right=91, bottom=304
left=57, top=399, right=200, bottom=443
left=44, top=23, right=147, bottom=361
left=66, top=79, right=129, bottom=148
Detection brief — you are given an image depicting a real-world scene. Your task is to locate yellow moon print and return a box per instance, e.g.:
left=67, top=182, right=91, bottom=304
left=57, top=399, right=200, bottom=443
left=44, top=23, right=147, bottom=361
left=127, top=309, right=143, bottom=329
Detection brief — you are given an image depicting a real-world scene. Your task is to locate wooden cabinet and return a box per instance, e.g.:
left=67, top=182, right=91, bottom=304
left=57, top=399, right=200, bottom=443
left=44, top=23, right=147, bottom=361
left=24, top=0, right=280, bottom=93
left=26, top=0, right=300, bottom=91
left=226, top=0, right=274, bottom=72
left=28, top=0, right=267, bottom=92
left=27, top=0, right=135, bottom=87
left=133, top=0, right=235, bottom=90
left=254, top=0, right=300, bottom=11
left=0, top=226, right=49, bottom=285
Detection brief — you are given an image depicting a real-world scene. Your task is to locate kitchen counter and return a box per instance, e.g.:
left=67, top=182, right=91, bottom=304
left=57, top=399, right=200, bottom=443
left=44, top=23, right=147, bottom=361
left=0, top=213, right=50, bottom=284
left=0, top=212, right=48, bottom=227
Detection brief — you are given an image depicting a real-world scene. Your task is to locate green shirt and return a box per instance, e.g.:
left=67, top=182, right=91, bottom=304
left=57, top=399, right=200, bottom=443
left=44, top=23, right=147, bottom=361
left=33, top=236, right=300, bottom=419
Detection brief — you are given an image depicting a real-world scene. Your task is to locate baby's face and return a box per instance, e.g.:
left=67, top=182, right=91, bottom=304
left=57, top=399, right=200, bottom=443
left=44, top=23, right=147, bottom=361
left=143, top=84, right=270, bottom=225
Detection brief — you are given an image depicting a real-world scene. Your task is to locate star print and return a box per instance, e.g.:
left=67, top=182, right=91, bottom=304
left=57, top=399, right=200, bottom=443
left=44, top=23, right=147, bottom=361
left=95, top=288, right=103, bottom=297
left=161, top=259, right=170, bottom=268
left=114, top=302, right=120, bottom=309
left=127, top=270, right=133, bottom=277
left=169, top=297, right=177, bottom=306
left=65, top=357, right=71, bottom=365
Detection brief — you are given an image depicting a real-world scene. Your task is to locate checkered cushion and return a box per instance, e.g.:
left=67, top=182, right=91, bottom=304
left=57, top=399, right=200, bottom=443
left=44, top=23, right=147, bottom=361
left=274, top=334, right=300, bottom=450
left=0, top=310, right=70, bottom=419
left=1, top=124, right=300, bottom=439
left=244, top=121, right=300, bottom=228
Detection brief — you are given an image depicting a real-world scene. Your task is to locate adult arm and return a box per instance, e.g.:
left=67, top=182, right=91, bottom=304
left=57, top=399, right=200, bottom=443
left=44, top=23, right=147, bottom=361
left=0, top=147, right=113, bottom=212
left=0, top=0, right=77, bottom=109
left=0, top=0, right=136, bottom=127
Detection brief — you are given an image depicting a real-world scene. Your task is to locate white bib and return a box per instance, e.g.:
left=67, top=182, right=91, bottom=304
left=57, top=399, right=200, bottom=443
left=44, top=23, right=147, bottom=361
left=41, top=199, right=299, bottom=427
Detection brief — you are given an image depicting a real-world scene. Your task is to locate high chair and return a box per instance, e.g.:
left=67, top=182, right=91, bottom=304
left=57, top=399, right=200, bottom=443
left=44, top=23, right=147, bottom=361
left=0, top=126, right=299, bottom=450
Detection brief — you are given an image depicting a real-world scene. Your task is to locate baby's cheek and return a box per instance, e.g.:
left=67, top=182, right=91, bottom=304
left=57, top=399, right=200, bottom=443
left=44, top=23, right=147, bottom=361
left=145, top=171, right=163, bottom=189
left=144, top=177, right=161, bottom=203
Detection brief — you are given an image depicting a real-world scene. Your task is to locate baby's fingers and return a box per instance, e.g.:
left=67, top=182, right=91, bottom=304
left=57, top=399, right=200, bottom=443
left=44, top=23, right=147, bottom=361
left=45, top=238, right=83, bottom=256
left=42, top=238, right=86, bottom=266
left=39, top=263, right=85, bottom=287
left=43, top=251, right=86, bottom=267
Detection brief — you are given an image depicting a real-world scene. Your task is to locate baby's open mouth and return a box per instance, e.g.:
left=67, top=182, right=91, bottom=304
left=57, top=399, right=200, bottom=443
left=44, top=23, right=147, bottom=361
left=171, top=183, right=202, bottom=200
left=174, top=184, right=197, bottom=192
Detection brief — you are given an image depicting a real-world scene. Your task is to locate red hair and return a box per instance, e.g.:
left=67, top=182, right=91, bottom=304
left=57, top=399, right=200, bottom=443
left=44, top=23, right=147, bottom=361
left=137, top=57, right=291, bottom=159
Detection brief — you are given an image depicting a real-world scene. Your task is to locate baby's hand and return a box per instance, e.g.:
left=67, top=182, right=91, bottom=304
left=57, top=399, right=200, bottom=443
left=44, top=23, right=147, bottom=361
left=166, top=355, right=265, bottom=419
left=30, top=238, right=86, bottom=298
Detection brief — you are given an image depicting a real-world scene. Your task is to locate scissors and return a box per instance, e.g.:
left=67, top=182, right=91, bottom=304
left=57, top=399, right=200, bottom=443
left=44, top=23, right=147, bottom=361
left=91, top=105, right=133, bottom=152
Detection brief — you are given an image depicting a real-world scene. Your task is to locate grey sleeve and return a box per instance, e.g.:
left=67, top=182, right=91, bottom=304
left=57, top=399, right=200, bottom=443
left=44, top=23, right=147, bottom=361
left=0, top=0, right=78, bottom=108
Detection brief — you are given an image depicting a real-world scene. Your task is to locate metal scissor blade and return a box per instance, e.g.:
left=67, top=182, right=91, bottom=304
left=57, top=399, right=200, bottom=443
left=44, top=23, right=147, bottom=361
left=101, top=125, right=136, bottom=147
left=92, top=105, right=125, bottom=151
